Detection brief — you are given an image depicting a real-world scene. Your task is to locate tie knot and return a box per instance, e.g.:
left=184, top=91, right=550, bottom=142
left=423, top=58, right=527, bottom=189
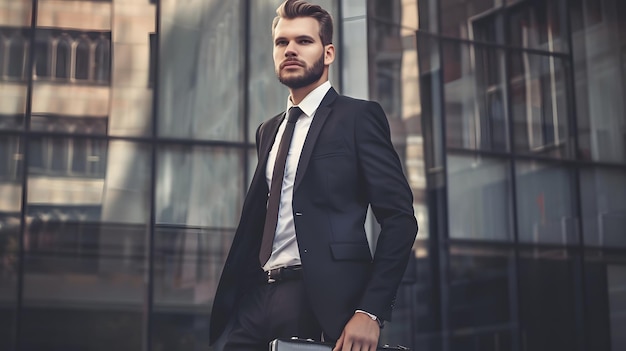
left=287, top=107, right=302, bottom=123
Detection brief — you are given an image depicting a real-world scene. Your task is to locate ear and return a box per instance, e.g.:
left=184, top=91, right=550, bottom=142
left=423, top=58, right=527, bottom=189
left=324, top=44, right=335, bottom=65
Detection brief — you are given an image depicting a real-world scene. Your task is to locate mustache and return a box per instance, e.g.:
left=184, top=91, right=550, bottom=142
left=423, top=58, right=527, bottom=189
left=280, top=58, right=304, bottom=69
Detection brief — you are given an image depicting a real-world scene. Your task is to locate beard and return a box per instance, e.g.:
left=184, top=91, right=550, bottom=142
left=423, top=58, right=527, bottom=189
left=277, top=54, right=325, bottom=89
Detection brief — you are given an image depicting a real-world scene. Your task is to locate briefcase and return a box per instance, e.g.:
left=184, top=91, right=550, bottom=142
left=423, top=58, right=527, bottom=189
left=270, top=338, right=409, bottom=351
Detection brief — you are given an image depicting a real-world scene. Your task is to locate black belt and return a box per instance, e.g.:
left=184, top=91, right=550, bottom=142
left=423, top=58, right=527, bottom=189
left=265, top=265, right=303, bottom=284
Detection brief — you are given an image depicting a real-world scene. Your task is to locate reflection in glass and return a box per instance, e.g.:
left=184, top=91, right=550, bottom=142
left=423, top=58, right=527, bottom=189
left=515, top=161, right=577, bottom=245
left=572, top=0, right=626, bottom=163
left=21, top=138, right=150, bottom=350
left=580, top=168, right=626, bottom=247
left=159, top=0, right=242, bottom=141
left=0, top=214, right=19, bottom=351
left=509, top=53, right=570, bottom=158
left=94, top=36, right=110, bottom=83
left=448, top=155, right=511, bottom=241
left=156, top=146, right=243, bottom=229
left=507, top=0, right=565, bottom=53
left=34, top=35, right=50, bottom=78
left=248, top=0, right=291, bottom=141
left=440, top=0, right=500, bottom=40
left=448, top=245, right=515, bottom=350
left=443, top=41, right=508, bottom=151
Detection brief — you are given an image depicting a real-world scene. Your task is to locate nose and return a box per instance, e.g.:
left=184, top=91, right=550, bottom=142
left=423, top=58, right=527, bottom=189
left=284, top=41, right=297, bottom=57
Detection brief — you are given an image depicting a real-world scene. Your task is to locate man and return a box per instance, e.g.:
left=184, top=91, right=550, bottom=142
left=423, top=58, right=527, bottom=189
left=209, top=1, right=418, bottom=350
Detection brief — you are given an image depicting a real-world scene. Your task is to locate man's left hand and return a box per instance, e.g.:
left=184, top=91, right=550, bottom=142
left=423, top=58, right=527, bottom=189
left=333, top=312, right=380, bottom=351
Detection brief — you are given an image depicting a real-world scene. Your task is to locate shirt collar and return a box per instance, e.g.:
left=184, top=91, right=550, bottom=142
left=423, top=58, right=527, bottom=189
left=286, top=80, right=332, bottom=118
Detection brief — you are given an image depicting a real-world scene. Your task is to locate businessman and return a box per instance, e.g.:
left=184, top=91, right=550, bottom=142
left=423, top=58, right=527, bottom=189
left=209, top=1, right=418, bottom=350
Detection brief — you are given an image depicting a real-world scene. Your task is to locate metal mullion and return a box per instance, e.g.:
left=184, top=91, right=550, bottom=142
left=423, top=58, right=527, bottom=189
left=242, top=0, right=251, bottom=197
left=15, top=1, right=38, bottom=351
left=144, top=0, right=161, bottom=349
left=434, top=0, right=451, bottom=347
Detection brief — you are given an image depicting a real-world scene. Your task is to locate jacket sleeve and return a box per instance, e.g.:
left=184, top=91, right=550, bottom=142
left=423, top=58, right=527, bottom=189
left=354, top=101, right=418, bottom=321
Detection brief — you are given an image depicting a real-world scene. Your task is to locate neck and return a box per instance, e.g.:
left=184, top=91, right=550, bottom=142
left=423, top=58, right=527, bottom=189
left=289, top=77, right=328, bottom=105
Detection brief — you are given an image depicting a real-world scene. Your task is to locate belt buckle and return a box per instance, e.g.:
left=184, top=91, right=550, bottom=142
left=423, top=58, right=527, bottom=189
left=267, top=269, right=277, bottom=284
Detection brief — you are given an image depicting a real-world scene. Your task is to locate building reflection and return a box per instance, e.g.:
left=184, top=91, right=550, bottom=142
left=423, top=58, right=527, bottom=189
left=0, top=0, right=625, bottom=351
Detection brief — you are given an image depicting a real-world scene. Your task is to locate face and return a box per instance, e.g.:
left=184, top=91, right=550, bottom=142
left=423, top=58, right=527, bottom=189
left=273, top=17, right=334, bottom=89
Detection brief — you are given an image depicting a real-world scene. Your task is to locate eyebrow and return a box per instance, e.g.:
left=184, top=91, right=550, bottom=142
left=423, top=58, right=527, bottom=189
left=274, top=35, right=317, bottom=44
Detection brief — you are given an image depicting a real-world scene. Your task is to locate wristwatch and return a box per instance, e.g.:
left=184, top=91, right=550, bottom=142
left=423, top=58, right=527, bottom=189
left=355, top=310, right=384, bottom=328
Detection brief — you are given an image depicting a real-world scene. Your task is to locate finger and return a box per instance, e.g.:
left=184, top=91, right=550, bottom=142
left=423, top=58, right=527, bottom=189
left=333, top=331, right=345, bottom=351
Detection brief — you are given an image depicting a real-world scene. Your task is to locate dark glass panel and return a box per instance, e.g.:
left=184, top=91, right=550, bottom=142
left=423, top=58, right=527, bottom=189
left=518, top=248, right=583, bottom=351
left=448, top=245, right=516, bottom=351
left=75, top=37, right=90, bottom=80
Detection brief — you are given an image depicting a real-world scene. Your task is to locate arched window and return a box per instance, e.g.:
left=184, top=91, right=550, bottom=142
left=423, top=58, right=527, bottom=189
left=34, top=34, right=51, bottom=78
left=7, top=33, right=27, bottom=79
left=94, top=36, right=110, bottom=82
left=75, top=37, right=90, bottom=80
left=55, top=36, right=71, bottom=79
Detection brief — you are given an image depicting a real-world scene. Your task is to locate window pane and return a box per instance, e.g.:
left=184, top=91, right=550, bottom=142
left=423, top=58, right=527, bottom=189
left=509, top=53, right=571, bottom=158
left=448, top=245, right=516, bottom=351
left=158, top=0, right=242, bottom=141
left=515, top=161, right=578, bottom=245
left=443, top=41, right=509, bottom=151
left=573, top=0, right=626, bottom=163
left=448, top=155, right=511, bottom=241
left=580, top=168, right=626, bottom=247
left=22, top=140, right=151, bottom=350
left=519, top=248, right=583, bottom=351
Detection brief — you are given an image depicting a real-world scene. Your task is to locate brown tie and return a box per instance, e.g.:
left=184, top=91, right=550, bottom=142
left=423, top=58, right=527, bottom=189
left=259, top=106, right=302, bottom=266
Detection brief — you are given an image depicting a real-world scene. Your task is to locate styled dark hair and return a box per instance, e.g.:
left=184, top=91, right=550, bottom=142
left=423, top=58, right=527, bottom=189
left=272, top=0, right=333, bottom=45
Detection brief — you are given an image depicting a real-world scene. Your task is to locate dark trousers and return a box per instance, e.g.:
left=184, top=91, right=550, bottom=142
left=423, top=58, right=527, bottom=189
left=223, top=279, right=322, bottom=351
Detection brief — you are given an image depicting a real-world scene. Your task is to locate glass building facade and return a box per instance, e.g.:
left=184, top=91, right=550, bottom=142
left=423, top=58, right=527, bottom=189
left=0, top=0, right=624, bottom=350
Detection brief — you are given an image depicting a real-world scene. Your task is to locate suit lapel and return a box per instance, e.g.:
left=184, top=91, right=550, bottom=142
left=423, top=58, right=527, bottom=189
left=294, top=88, right=338, bottom=192
left=250, top=113, right=284, bottom=193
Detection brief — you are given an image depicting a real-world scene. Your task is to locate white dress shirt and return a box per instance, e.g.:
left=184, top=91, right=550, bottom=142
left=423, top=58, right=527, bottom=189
left=263, top=81, right=332, bottom=271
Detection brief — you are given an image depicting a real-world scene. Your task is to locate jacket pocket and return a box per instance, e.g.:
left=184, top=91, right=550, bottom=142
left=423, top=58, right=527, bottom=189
left=329, top=242, right=372, bottom=261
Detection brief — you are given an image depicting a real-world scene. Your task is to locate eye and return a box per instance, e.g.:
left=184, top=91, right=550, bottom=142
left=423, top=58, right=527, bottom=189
left=275, top=40, right=288, bottom=46
left=298, top=39, right=313, bottom=44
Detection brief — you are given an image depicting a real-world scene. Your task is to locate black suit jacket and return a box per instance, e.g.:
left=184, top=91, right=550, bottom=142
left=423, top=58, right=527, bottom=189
left=209, top=88, right=418, bottom=344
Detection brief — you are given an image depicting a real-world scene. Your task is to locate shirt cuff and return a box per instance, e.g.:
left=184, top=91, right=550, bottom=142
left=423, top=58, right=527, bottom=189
left=355, top=310, right=384, bottom=328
